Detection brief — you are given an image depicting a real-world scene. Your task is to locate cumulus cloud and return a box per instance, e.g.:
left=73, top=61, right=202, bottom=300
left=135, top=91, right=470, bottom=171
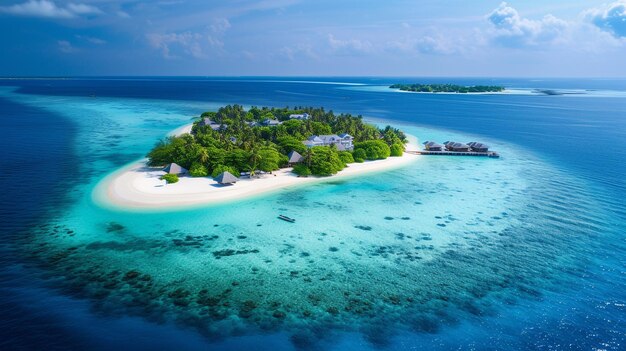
left=147, top=32, right=204, bottom=59
left=210, top=18, right=231, bottom=34
left=414, top=36, right=457, bottom=55
left=66, top=3, right=102, bottom=15
left=487, top=2, right=568, bottom=46
left=587, top=1, right=626, bottom=38
left=0, top=0, right=102, bottom=19
left=147, top=30, right=228, bottom=59
left=327, top=34, right=372, bottom=55
left=146, top=17, right=232, bottom=59
left=387, top=31, right=475, bottom=56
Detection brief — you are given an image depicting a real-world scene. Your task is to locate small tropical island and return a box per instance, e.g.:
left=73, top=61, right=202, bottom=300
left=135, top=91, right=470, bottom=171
left=96, top=105, right=419, bottom=209
left=390, top=83, right=505, bottom=94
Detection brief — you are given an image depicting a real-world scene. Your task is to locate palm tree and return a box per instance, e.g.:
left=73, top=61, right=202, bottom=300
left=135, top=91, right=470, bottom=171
left=303, top=148, right=313, bottom=168
left=198, top=147, right=209, bottom=164
left=248, top=148, right=260, bottom=178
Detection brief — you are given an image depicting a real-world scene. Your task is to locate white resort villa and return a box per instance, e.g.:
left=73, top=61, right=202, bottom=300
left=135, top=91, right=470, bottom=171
left=198, top=118, right=226, bottom=131
left=288, top=113, right=310, bottom=120
left=200, top=113, right=354, bottom=151
left=303, top=134, right=354, bottom=150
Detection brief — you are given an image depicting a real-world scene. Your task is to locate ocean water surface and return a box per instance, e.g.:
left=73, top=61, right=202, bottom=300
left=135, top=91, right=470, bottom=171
left=0, top=78, right=624, bottom=350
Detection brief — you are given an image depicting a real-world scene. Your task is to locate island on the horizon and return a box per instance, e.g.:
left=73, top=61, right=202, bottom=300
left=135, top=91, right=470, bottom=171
left=390, top=83, right=505, bottom=94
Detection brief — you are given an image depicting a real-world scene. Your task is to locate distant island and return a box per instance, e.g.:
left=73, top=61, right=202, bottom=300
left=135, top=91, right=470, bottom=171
left=390, top=83, right=505, bottom=93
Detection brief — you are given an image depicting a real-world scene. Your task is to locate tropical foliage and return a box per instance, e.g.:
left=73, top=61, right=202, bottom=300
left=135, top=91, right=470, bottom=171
left=147, top=105, right=407, bottom=177
left=292, top=164, right=312, bottom=177
left=353, top=140, right=391, bottom=160
left=160, top=174, right=179, bottom=184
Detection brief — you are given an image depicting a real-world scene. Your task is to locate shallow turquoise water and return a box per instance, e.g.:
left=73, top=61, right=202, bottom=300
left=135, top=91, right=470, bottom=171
left=1, top=78, right=624, bottom=350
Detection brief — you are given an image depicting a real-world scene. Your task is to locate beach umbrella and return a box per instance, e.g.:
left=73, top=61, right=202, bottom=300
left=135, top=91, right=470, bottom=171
left=214, top=171, right=239, bottom=184
left=163, top=163, right=188, bottom=175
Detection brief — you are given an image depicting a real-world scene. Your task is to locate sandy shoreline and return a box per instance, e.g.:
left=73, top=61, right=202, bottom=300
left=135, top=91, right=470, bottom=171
left=93, top=126, right=420, bottom=210
left=167, top=123, right=193, bottom=136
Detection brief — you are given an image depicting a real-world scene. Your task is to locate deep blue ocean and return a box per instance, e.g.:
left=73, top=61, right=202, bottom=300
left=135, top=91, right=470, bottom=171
left=0, top=77, right=625, bottom=350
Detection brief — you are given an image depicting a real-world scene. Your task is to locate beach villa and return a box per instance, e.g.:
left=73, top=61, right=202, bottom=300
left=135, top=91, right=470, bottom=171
left=303, top=134, right=354, bottom=150
left=261, top=118, right=282, bottom=126
left=199, top=118, right=225, bottom=131
left=289, top=113, right=310, bottom=120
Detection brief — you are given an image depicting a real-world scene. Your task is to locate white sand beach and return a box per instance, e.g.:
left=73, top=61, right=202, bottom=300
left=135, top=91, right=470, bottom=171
left=167, top=123, right=193, bottom=136
left=93, top=126, right=420, bottom=210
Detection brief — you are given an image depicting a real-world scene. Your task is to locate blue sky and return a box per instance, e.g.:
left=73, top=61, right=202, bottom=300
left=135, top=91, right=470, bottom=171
left=1, top=0, right=626, bottom=76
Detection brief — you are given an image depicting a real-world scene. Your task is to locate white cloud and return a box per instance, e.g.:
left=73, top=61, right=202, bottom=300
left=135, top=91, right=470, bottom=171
left=327, top=34, right=372, bottom=55
left=210, top=18, right=231, bottom=33
left=66, top=3, right=102, bottom=15
left=147, top=31, right=227, bottom=59
left=146, top=17, right=232, bottom=59
left=76, top=35, right=106, bottom=45
left=390, top=34, right=464, bottom=55
left=587, top=1, right=626, bottom=38
left=0, top=0, right=102, bottom=19
left=487, top=2, right=568, bottom=46
left=116, top=10, right=130, bottom=18
left=58, top=40, right=77, bottom=53
left=415, top=36, right=456, bottom=55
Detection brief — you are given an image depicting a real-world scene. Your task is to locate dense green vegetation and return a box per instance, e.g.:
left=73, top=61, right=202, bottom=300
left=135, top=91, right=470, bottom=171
left=147, top=105, right=407, bottom=177
left=292, top=164, right=312, bottom=177
left=353, top=140, right=391, bottom=160
left=390, top=83, right=504, bottom=93
left=160, top=174, right=179, bottom=184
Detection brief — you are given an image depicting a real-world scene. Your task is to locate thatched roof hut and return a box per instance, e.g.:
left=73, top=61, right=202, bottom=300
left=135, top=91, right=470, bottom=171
left=163, top=163, right=188, bottom=175
left=214, top=171, right=239, bottom=184
left=287, top=150, right=303, bottom=164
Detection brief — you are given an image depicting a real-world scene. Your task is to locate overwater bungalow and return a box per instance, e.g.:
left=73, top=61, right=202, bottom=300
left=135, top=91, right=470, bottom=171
left=423, top=141, right=443, bottom=151
left=467, top=142, right=489, bottom=152
left=444, top=141, right=470, bottom=152
left=287, top=150, right=303, bottom=166
left=163, top=163, right=188, bottom=175
left=214, top=171, right=239, bottom=185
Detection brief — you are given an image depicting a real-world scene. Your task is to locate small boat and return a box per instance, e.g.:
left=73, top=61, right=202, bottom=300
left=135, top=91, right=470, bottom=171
left=278, top=215, right=295, bottom=223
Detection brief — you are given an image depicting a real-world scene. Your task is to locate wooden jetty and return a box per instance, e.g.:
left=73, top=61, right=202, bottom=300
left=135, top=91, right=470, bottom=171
left=408, top=150, right=500, bottom=158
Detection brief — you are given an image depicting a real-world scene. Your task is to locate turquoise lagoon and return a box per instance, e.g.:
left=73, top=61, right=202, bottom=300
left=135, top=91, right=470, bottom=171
left=0, top=78, right=624, bottom=350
